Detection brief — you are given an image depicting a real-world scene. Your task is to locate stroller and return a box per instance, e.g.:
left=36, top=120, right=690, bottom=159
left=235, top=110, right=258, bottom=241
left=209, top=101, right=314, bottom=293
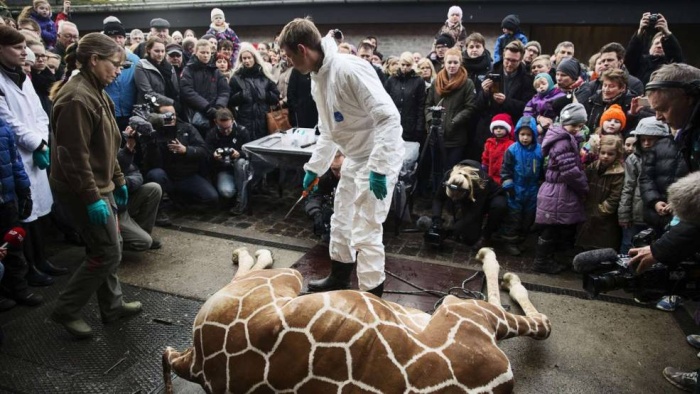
left=390, top=141, right=420, bottom=235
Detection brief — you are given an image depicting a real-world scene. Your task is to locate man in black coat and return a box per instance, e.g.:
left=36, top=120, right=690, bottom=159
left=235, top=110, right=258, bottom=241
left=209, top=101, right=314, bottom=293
left=625, top=13, right=684, bottom=85
left=469, top=40, right=535, bottom=161
left=142, top=107, right=218, bottom=206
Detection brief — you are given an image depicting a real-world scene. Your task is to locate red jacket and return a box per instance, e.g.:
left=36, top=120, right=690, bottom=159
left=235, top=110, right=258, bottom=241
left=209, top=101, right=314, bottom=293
left=481, top=136, right=514, bottom=185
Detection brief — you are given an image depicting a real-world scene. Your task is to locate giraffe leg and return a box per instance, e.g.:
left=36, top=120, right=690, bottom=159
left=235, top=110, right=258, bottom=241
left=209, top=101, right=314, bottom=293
left=476, top=248, right=501, bottom=307
left=501, top=273, right=538, bottom=317
left=252, top=249, right=274, bottom=271
left=232, top=247, right=255, bottom=279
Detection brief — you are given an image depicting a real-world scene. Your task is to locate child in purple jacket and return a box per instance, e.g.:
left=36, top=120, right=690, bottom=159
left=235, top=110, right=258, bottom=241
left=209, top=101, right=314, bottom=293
left=534, top=103, right=589, bottom=274
left=523, top=73, right=564, bottom=143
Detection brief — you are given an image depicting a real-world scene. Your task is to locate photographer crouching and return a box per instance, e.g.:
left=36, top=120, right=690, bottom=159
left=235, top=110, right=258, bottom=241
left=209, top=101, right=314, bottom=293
left=304, top=152, right=344, bottom=242
left=426, top=160, right=507, bottom=251
left=204, top=108, right=251, bottom=216
left=141, top=106, right=218, bottom=209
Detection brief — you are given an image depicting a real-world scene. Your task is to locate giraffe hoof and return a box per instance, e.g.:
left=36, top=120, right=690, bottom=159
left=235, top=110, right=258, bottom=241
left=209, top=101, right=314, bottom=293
left=475, top=247, right=495, bottom=261
left=231, top=247, right=249, bottom=265
left=253, top=249, right=274, bottom=270
left=501, top=272, right=521, bottom=290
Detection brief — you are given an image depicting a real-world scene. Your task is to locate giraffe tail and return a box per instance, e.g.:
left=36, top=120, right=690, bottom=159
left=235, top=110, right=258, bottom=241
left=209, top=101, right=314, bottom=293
left=163, top=346, right=197, bottom=393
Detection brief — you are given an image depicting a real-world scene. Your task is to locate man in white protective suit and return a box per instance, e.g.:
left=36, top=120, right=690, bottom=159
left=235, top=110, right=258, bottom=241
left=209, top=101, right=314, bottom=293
left=279, top=18, right=405, bottom=297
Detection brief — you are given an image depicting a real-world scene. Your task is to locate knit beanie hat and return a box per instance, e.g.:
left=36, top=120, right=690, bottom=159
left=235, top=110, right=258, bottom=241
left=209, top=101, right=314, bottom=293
left=557, top=57, right=580, bottom=80
left=501, top=14, right=520, bottom=32
left=524, top=41, right=541, bottom=55
left=103, top=20, right=126, bottom=37
left=25, top=47, right=35, bottom=66
left=103, top=16, right=121, bottom=25
left=211, top=8, right=225, bottom=22
left=435, top=34, right=455, bottom=48
left=447, top=5, right=463, bottom=19
left=490, top=113, right=514, bottom=135
left=535, top=72, right=554, bottom=92
left=599, top=104, right=627, bottom=131
left=560, top=103, right=587, bottom=126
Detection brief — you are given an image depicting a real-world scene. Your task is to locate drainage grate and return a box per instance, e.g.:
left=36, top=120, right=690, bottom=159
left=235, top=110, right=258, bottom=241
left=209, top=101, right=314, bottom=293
left=0, top=284, right=202, bottom=394
left=171, top=224, right=312, bottom=253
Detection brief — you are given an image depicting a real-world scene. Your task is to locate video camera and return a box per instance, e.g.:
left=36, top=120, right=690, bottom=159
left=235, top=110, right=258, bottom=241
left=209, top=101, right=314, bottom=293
left=333, top=29, right=343, bottom=40
left=574, top=229, right=700, bottom=300
left=128, top=94, right=176, bottom=141
left=424, top=217, right=450, bottom=249
left=215, top=147, right=236, bottom=166
left=428, top=106, right=444, bottom=128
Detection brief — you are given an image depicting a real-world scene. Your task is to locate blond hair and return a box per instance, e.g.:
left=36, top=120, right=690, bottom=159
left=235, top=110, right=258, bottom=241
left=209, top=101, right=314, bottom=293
left=598, top=135, right=624, bottom=163
left=233, top=42, right=275, bottom=81
left=417, top=58, right=436, bottom=81
left=445, top=165, right=486, bottom=202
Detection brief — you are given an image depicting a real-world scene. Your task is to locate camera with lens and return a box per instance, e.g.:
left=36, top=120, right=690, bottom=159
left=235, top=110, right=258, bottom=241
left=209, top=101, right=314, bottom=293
left=333, top=29, right=343, bottom=40
left=580, top=229, right=700, bottom=300
left=428, top=105, right=445, bottom=128
left=215, top=147, right=236, bottom=166
left=486, top=73, right=502, bottom=82
left=128, top=94, right=175, bottom=141
left=424, top=217, right=449, bottom=248
left=648, top=13, right=659, bottom=28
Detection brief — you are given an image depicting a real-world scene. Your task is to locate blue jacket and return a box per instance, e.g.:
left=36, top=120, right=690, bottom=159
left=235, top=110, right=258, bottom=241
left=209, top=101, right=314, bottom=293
left=501, top=116, right=542, bottom=211
left=0, top=117, right=30, bottom=204
left=493, top=32, right=528, bottom=64
left=105, top=51, right=140, bottom=118
left=30, top=10, right=57, bottom=49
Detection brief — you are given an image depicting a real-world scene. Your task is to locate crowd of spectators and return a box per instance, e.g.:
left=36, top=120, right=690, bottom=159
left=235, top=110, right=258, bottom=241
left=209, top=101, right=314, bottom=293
left=0, top=1, right=698, bottom=360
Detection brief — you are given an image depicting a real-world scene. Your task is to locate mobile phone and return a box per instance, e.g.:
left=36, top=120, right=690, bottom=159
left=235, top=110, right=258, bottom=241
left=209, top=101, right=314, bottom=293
left=638, top=97, right=650, bottom=108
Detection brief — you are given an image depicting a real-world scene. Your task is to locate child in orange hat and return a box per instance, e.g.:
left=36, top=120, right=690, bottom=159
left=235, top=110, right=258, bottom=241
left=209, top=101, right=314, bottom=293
left=581, top=104, right=627, bottom=166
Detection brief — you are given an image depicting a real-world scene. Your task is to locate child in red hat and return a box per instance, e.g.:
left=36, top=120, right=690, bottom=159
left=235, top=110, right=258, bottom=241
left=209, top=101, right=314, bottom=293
left=482, top=113, right=515, bottom=184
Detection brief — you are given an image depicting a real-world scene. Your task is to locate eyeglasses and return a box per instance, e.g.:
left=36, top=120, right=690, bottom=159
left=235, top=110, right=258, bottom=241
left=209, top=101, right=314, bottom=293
left=61, top=34, right=79, bottom=40
left=35, top=54, right=47, bottom=59
left=435, top=45, right=447, bottom=50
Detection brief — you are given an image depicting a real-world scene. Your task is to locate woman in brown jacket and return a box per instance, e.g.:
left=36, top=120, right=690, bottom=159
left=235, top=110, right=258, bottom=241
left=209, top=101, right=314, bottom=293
left=49, top=33, right=141, bottom=339
left=425, top=47, right=476, bottom=188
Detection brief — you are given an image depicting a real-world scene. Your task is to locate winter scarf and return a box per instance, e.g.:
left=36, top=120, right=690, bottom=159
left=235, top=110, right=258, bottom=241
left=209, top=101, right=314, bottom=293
left=435, top=67, right=467, bottom=96
left=148, top=56, right=177, bottom=101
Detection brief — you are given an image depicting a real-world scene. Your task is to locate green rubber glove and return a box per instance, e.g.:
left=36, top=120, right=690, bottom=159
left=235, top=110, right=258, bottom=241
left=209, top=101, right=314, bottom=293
left=369, top=171, right=387, bottom=200
left=32, top=147, right=50, bottom=170
left=87, top=199, right=110, bottom=225
left=303, top=170, right=318, bottom=190
left=114, top=185, right=128, bottom=207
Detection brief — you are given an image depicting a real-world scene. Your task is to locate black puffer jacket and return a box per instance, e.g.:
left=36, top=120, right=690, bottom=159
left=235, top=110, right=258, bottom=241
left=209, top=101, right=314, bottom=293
left=229, top=64, right=280, bottom=141
left=583, top=90, right=636, bottom=136
left=385, top=70, right=426, bottom=143
left=180, top=57, right=230, bottom=119
left=638, top=137, right=689, bottom=229
left=142, top=121, right=210, bottom=181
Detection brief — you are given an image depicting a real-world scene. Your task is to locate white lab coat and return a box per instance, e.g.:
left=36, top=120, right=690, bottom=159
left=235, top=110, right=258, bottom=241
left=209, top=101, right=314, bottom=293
left=305, top=37, right=405, bottom=290
left=0, top=70, right=53, bottom=222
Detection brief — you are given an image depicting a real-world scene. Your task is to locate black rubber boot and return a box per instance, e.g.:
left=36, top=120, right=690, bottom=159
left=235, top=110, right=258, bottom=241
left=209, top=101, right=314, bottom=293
left=307, top=261, right=355, bottom=292
left=37, top=260, right=69, bottom=276
left=366, top=281, right=384, bottom=298
left=26, top=264, right=54, bottom=286
left=533, top=237, right=566, bottom=274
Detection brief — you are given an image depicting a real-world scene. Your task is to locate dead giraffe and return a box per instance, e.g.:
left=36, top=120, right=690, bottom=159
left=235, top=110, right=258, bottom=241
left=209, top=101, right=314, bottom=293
left=163, top=247, right=551, bottom=393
